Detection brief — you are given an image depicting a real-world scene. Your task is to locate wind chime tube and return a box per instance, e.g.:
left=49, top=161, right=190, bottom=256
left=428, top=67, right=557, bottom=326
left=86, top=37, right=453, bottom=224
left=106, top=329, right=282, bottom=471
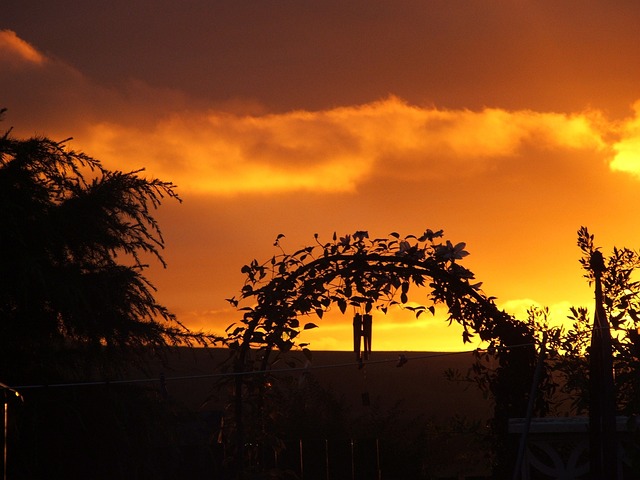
left=362, top=314, right=372, bottom=360
left=353, top=314, right=362, bottom=362
left=353, top=312, right=373, bottom=364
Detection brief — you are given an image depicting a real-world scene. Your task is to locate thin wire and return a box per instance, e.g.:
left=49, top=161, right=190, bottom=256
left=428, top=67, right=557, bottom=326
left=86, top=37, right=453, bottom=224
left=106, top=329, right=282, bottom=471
left=5, top=338, right=552, bottom=392
left=5, top=323, right=623, bottom=392
left=11, top=347, right=514, bottom=391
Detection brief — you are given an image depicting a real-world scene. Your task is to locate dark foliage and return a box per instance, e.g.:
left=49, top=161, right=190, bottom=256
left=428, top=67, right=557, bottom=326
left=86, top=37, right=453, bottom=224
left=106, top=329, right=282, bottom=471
left=450, top=227, right=640, bottom=476
left=0, top=113, right=220, bottom=479
left=0, top=116, right=215, bottom=385
left=472, top=227, right=640, bottom=420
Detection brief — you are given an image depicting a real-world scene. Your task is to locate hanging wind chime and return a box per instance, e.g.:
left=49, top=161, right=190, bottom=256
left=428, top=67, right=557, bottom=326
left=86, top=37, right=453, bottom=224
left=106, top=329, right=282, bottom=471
left=353, top=308, right=373, bottom=406
left=353, top=310, right=372, bottom=365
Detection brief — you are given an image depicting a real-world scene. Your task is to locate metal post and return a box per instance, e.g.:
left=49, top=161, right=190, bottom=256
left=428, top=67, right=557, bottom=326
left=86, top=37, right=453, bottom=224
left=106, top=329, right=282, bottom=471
left=0, top=383, right=22, bottom=480
left=512, top=332, right=547, bottom=480
left=3, top=393, right=7, bottom=480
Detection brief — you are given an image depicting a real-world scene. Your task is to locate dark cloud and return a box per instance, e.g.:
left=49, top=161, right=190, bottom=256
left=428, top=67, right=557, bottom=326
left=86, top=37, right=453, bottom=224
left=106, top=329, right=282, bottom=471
left=5, top=1, right=640, bottom=116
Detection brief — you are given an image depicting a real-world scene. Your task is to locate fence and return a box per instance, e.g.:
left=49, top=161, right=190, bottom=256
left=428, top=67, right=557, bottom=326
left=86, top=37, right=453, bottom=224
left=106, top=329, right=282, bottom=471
left=249, top=438, right=382, bottom=480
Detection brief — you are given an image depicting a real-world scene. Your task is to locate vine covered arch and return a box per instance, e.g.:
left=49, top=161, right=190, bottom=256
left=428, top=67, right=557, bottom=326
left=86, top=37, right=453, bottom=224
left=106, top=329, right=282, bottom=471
left=223, top=229, right=537, bottom=475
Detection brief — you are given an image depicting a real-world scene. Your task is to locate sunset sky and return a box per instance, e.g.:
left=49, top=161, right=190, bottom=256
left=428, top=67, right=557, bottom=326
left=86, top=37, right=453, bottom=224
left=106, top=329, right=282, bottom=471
left=3, top=1, right=640, bottom=351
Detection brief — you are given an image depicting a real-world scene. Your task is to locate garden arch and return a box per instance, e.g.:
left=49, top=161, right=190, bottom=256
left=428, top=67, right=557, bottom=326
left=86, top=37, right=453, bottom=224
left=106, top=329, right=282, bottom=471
left=224, top=230, right=536, bottom=475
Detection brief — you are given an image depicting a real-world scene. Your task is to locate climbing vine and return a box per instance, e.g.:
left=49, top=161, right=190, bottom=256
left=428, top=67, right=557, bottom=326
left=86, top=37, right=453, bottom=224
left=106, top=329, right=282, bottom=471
left=222, top=229, right=538, bottom=476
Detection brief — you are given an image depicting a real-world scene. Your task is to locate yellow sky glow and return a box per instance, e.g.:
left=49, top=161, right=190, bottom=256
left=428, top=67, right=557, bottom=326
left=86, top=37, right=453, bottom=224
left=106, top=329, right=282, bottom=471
left=611, top=102, right=640, bottom=177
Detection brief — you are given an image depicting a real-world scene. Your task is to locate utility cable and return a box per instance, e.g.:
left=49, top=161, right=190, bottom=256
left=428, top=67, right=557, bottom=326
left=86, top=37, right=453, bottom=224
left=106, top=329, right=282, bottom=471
left=10, top=347, right=516, bottom=391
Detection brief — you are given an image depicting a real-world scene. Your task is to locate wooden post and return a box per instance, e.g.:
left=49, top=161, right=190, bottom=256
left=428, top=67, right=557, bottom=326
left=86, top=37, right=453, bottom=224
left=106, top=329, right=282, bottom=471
left=299, top=438, right=304, bottom=479
left=350, top=439, right=355, bottom=480
left=325, top=439, right=330, bottom=480
left=376, top=438, right=382, bottom=480
left=589, top=251, right=617, bottom=479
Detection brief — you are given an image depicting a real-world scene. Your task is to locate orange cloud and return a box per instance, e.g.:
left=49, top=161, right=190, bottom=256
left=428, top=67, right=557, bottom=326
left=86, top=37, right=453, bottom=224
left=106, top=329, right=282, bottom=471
left=78, top=98, right=611, bottom=195
left=0, top=32, right=625, bottom=195
left=82, top=114, right=369, bottom=194
left=610, top=101, right=640, bottom=177
left=0, top=29, right=45, bottom=66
